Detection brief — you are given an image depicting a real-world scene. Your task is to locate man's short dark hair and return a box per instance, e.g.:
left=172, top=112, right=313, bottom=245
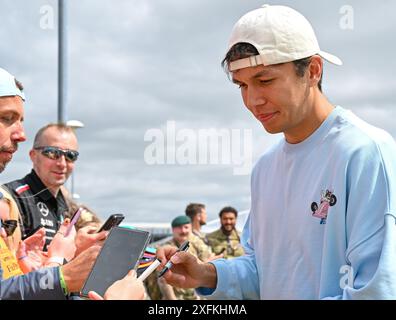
left=219, top=206, right=238, bottom=218
left=221, top=42, right=323, bottom=92
left=33, top=123, right=76, bottom=148
left=185, top=203, right=205, bottom=219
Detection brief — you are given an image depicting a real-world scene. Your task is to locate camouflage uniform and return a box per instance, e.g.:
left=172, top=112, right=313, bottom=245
left=188, top=233, right=212, bottom=262
left=159, top=233, right=211, bottom=300
left=144, top=270, right=161, bottom=300
left=193, top=229, right=210, bottom=245
left=207, top=228, right=244, bottom=259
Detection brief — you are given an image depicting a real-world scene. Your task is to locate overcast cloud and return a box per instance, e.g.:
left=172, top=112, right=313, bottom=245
left=1, top=0, right=395, bottom=224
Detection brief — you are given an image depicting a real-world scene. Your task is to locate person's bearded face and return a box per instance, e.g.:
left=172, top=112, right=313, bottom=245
left=221, top=212, right=237, bottom=234
left=0, top=142, right=18, bottom=173
left=0, top=96, right=26, bottom=173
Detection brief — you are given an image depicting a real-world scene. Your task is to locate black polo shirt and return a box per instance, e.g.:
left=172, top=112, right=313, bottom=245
left=3, top=169, right=69, bottom=249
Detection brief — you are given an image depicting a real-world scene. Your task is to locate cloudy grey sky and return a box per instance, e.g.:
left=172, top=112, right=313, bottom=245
left=1, top=0, right=395, bottom=224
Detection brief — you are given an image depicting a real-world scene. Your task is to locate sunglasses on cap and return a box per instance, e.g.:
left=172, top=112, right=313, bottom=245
left=1, top=219, right=18, bottom=237
left=34, top=146, right=79, bottom=162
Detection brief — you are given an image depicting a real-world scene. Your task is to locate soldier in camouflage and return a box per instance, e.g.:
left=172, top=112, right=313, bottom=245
left=185, top=203, right=210, bottom=245
left=157, top=215, right=212, bottom=300
left=207, top=206, right=244, bottom=259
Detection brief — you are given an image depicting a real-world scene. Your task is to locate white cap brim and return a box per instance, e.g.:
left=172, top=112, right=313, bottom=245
left=319, top=50, right=343, bottom=66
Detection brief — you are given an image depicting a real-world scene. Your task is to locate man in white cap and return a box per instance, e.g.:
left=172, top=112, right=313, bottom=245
left=0, top=68, right=26, bottom=171
left=157, top=5, right=396, bottom=299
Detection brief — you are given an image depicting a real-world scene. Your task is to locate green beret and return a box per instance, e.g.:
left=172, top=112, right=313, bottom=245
left=171, top=215, right=191, bottom=228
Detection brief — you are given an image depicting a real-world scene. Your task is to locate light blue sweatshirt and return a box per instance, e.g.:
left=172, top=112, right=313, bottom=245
left=198, top=106, right=396, bottom=299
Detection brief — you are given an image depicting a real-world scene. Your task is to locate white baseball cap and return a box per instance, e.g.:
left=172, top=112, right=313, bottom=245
left=0, top=67, right=25, bottom=101
left=227, top=4, right=342, bottom=72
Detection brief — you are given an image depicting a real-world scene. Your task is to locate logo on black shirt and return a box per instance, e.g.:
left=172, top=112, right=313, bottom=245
left=37, top=202, right=49, bottom=217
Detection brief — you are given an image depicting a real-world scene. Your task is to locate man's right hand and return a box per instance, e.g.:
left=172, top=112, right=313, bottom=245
left=156, top=245, right=218, bottom=290
left=74, top=226, right=107, bottom=256
left=61, top=245, right=101, bottom=293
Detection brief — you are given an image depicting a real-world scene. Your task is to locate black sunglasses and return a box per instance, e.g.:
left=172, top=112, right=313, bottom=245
left=34, top=146, right=79, bottom=162
left=1, top=219, right=18, bottom=237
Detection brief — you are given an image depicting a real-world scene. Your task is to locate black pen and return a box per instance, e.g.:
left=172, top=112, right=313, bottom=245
left=158, top=241, right=189, bottom=278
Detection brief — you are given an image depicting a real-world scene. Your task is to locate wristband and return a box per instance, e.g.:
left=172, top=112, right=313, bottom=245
left=47, top=256, right=65, bottom=266
left=58, top=266, right=69, bottom=296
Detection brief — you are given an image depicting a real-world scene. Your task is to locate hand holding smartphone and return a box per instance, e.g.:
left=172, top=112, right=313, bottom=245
left=65, top=207, right=83, bottom=237
left=97, top=214, right=125, bottom=233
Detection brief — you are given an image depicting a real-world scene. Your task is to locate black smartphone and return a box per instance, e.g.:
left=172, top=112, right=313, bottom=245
left=97, top=214, right=125, bottom=233
left=81, top=226, right=151, bottom=297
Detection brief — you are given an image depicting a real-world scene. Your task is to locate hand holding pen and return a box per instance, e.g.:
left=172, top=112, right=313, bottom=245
left=135, top=241, right=190, bottom=282
left=158, top=241, right=189, bottom=278
left=155, top=240, right=218, bottom=289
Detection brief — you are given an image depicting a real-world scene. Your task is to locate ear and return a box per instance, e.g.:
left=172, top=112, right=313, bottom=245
left=29, top=149, right=36, bottom=162
left=308, top=55, right=323, bottom=89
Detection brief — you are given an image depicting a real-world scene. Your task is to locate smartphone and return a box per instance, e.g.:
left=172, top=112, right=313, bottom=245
left=64, top=207, right=83, bottom=236
left=97, top=214, right=125, bottom=233
left=81, top=226, right=151, bottom=297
